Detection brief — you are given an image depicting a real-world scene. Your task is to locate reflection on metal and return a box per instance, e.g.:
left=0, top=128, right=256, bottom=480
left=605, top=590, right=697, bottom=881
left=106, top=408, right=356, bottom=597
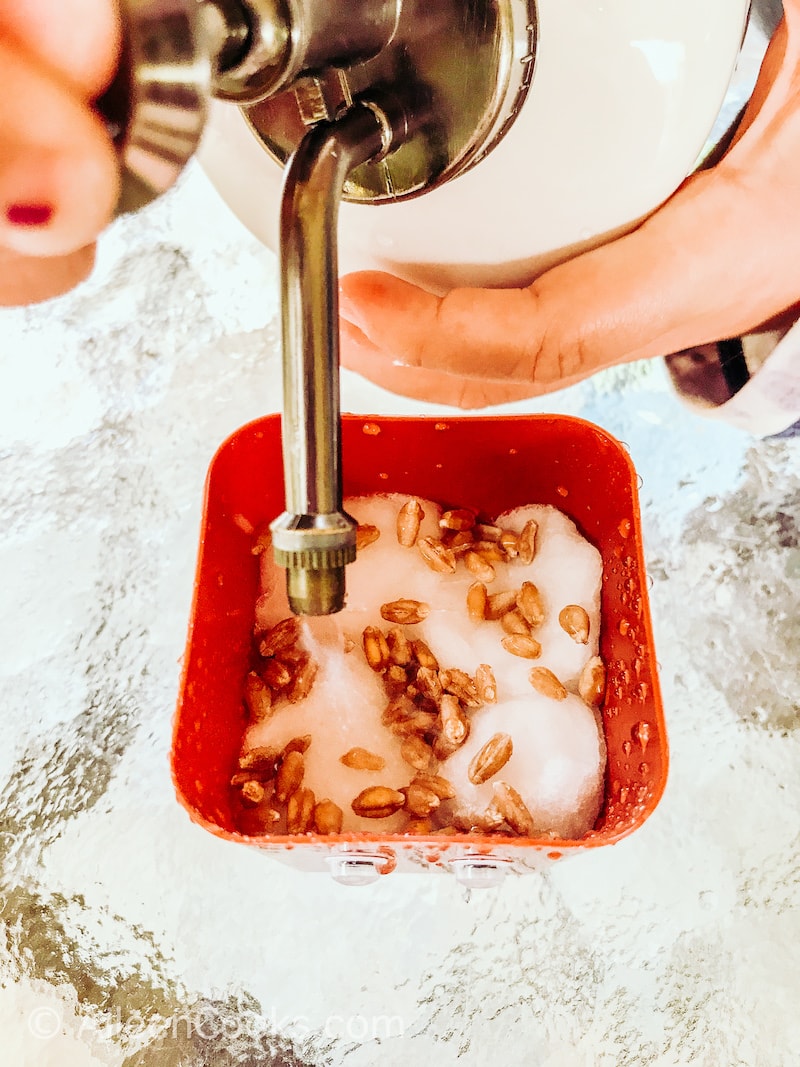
left=245, top=0, right=537, bottom=202
left=104, top=0, right=536, bottom=211
left=98, top=0, right=210, bottom=215
left=269, top=101, right=412, bottom=615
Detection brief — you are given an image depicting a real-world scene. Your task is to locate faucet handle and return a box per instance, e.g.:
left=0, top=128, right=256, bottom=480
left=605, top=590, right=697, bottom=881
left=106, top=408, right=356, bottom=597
left=97, top=0, right=405, bottom=215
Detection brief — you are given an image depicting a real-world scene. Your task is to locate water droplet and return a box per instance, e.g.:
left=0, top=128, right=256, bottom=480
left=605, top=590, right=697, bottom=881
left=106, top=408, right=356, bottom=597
left=618, top=518, right=632, bottom=538
left=362, top=422, right=381, bottom=436
left=379, top=472, right=389, bottom=480
left=639, top=762, right=649, bottom=775
left=618, top=619, right=630, bottom=637
left=637, top=682, right=649, bottom=701
left=619, top=786, right=630, bottom=804
left=611, top=778, right=621, bottom=796
left=633, top=657, right=642, bottom=676
left=556, top=485, right=569, bottom=497
left=632, top=721, right=651, bottom=753
left=622, top=740, right=632, bottom=756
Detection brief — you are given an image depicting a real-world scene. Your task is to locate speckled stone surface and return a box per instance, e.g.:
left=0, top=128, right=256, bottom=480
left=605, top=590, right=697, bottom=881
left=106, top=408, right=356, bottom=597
left=1, top=159, right=799, bottom=1067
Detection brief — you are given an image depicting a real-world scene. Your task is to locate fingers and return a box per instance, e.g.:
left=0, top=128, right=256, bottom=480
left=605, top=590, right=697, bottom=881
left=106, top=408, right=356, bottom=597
left=340, top=164, right=800, bottom=398
left=0, top=245, right=95, bottom=307
left=0, top=38, right=119, bottom=261
left=0, top=0, right=120, bottom=98
left=341, top=320, right=551, bottom=408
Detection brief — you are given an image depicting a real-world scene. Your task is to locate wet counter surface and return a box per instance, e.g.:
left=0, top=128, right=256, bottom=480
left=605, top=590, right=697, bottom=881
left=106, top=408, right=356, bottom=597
left=0, top=166, right=799, bottom=1067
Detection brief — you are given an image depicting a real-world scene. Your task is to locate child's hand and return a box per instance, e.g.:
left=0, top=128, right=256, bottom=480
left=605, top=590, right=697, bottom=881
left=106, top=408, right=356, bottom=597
left=0, top=0, right=120, bottom=305
left=340, top=6, right=800, bottom=408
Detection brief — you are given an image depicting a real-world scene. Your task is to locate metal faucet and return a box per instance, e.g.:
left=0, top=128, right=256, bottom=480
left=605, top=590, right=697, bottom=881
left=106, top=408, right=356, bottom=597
left=102, top=0, right=537, bottom=612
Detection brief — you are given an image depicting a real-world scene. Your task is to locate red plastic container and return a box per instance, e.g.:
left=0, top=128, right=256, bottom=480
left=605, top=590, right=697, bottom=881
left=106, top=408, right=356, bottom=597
left=172, top=414, right=667, bottom=883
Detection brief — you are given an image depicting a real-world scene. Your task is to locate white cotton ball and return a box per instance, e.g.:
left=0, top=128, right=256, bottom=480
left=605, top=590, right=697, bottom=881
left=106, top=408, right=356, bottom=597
left=442, top=694, right=606, bottom=839
left=246, top=494, right=607, bottom=838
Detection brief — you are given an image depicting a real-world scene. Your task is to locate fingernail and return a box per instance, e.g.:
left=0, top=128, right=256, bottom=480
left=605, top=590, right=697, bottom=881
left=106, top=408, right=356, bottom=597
left=6, top=203, right=54, bottom=227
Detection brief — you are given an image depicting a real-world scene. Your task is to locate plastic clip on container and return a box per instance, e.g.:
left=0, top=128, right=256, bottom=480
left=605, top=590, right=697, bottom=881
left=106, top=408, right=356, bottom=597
left=172, top=414, right=667, bottom=886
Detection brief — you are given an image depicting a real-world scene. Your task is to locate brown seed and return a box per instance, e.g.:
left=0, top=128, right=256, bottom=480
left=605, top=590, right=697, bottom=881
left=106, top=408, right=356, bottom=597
left=448, top=530, right=475, bottom=552
left=501, top=633, right=542, bottom=659
left=405, top=817, right=435, bottom=835
left=261, top=658, right=293, bottom=690
left=286, top=655, right=318, bottom=703
left=412, top=773, right=456, bottom=800
left=501, top=609, right=531, bottom=637
left=397, top=498, right=424, bottom=547
left=287, top=787, right=316, bottom=833
left=439, top=508, right=476, bottom=531
left=464, top=550, right=495, bottom=583
left=475, top=663, right=498, bottom=704
left=243, top=672, right=273, bottom=722
left=387, top=626, right=413, bottom=666
left=380, top=599, right=430, bottom=625
left=230, top=770, right=261, bottom=788
left=485, top=590, right=518, bottom=620
left=416, top=665, right=443, bottom=702
left=313, top=799, right=344, bottom=835
left=281, top=735, right=312, bottom=758
left=401, top=735, right=435, bottom=772
left=237, top=804, right=281, bottom=835
left=516, top=519, right=538, bottom=565
left=275, top=750, right=304, bottom=803
left=492, top=781, right=536, bottom=836
left=411, top=639, right=439, bottom=670
left=382, top=694, right=416, bottom=726
left=440, top=693, right=468, bottom=746
left=579, top=656, right=606, bottom=706
left=452, top=805, right=506, bottom=833
left=259, top=616, right=301, bottom=658
left=240, top=780, right=266, bottom=807
left=418, top=536, right=457, bottom=574
left=466, top=581, right=488, bottom=622
left=356, top=523, right=380, bottom=550
left=340, top=747, right=387, bottom=772
left=362, top=626, right=390, bottom=671
left=518, top=582, right=546, bottom=629
left=351, top=786, right=406, bottom=819
left=402, top=782, right=441, bottom=818
left=385, top=664, right=409, bottom=690
left=432, top=730, right=467, bottom=761
left=474, top=523, right=502, bottom=542
left=559, top=604, right=591, bottom=644
left=499, top=529, right=519, bottom=558
left=528, top=667, right=568, bottom=701
left=237, top=746, right=280, bottom=780
left=251, top=524, right=273, bottom=556
left=468, top=733, right=513, bottom=784
left=473, top=541, right=507, bottom=563
left=440, top=668, right=480, bottom=707
left=390, top=709, right=440, bottom=738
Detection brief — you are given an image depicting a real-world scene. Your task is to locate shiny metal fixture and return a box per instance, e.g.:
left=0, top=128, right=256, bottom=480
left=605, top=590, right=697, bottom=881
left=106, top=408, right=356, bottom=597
left=270, top=99, right=412, bottom=615
left=103, top=0, right=536, bottom=614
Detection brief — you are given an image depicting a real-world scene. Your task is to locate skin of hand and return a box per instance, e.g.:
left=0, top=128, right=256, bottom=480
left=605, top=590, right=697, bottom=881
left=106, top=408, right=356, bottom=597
left=0, top=0, right=120, bottom=306
left=339, top=3, right=800, bottom=408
